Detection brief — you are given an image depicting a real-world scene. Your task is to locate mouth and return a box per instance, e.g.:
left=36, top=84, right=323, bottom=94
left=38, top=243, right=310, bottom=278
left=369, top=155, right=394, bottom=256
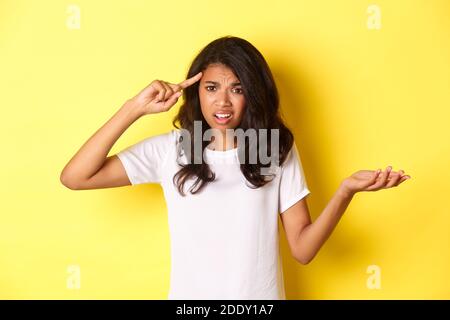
left=213, top=112, right=233, bottom=124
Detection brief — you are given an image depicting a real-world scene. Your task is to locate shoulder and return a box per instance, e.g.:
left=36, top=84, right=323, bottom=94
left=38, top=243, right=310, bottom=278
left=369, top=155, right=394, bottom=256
left=280, top=143, right=298, bottom=169
left=138, top=128, right=180, bottom=146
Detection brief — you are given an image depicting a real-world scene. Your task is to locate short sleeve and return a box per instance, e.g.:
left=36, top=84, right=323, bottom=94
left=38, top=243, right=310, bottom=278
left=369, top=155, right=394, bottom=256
left=116, top=130, right=175, bottom=185
left=278, top=143, right=311, bottom=214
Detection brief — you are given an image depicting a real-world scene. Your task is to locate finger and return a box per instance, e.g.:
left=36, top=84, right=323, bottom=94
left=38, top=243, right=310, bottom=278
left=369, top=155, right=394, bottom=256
left=385, top=169, right=396, bottom=182
left=163, top=91, right=183, bottom=111
left=151, top=81, right=165, bottom=103
left=156, top=81, right=167, bottom=102
left=380, top=165, right=392, bottom=188
left=368, top=166, right=391, bottom=190
left=395, top=169, right=405, bottom=181
left=363, top=169, right=382, bottom=191
left=370, top=169, right=381, bottom=181
left=396, top=174, right=411, bottom=186
left=167, top=82, right=183, bottom=93
left=372, top=169, right=381, bottom=179
left=178, top=71, right=203, bottom=89
left=386, top=171, right=401, bottom=188
left=136, top=80, right=160, bottom=100
left=161, top=81, right=174, bottom=101
left=365, top=170, right=382, bottom=188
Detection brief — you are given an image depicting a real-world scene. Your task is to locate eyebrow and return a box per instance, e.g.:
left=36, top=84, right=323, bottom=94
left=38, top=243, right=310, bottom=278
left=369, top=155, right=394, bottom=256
left=204, top=81, right=241, bottom=86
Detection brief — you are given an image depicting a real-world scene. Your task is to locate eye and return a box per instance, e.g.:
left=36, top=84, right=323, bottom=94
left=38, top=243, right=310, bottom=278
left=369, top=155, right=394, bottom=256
left=205, top=86, right=243, bottom=94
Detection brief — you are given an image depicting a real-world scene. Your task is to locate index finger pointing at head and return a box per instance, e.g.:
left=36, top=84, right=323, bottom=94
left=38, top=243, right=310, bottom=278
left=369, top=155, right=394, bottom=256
left=178, top=71, right=203, bottom=89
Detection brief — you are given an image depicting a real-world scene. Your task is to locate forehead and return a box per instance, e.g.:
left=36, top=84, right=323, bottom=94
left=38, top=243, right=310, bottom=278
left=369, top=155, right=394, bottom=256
left=202, top=63, right=238, bottom=81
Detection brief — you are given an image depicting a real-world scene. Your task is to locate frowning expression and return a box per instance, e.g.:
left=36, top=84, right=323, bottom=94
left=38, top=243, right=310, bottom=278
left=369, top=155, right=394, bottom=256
left=198, top=63, right=246, bottom=132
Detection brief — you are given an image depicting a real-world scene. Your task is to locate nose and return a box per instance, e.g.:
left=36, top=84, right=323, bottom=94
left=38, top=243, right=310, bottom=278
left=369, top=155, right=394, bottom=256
left=215, top=89, right=232, bottom=107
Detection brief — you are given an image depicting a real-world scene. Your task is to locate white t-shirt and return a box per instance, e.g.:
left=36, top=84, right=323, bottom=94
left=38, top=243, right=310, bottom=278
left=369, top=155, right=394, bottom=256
left=116, top=128, right=310, bottom=300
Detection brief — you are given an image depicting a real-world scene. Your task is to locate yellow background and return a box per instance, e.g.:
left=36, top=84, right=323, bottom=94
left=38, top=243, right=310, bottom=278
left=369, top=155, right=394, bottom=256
left=1, top=0, right=449, bottom=299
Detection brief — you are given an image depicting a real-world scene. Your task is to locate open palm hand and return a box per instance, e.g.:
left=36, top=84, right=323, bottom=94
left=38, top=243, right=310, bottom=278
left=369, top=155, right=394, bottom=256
left=341, top=166, right=411, bottom=195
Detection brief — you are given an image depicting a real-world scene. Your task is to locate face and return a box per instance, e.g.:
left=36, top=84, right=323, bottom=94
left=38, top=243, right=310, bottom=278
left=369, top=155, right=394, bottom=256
left=198, top=63, right=246, bottom=134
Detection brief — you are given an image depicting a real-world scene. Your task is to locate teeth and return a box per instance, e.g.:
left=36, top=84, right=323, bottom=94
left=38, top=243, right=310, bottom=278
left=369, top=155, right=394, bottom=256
left=215, top=113, right=231, bottom=118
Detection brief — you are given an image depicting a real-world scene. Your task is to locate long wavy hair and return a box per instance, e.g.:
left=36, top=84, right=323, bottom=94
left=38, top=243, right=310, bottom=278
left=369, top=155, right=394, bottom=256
left=172, top=35, right=295, bottom=196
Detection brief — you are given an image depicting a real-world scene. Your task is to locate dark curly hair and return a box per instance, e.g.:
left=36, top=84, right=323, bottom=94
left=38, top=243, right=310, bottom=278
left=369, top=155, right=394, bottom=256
left=171, top=35, right=295, bottom=196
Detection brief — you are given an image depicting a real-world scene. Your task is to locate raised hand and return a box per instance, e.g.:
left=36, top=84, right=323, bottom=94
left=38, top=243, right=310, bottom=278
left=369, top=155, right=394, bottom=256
left=129, top=71, right=203, bottom=116
left=341, top=166, right=411, bottom=196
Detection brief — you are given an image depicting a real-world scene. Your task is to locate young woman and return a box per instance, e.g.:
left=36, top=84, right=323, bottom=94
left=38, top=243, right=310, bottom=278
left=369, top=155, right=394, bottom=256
left=60, top=36, right=411, bottom=300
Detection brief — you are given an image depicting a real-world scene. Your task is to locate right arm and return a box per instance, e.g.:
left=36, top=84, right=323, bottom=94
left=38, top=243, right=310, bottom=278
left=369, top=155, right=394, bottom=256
left=60, top=71, right=203, bottom=190
left=60, top=101, right=142, bottom=190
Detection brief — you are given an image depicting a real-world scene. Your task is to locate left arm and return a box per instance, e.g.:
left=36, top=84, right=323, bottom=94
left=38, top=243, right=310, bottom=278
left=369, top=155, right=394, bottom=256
left=280, top=166, right=411, bottom=265
left=292, top=186, right=354, bottom=265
